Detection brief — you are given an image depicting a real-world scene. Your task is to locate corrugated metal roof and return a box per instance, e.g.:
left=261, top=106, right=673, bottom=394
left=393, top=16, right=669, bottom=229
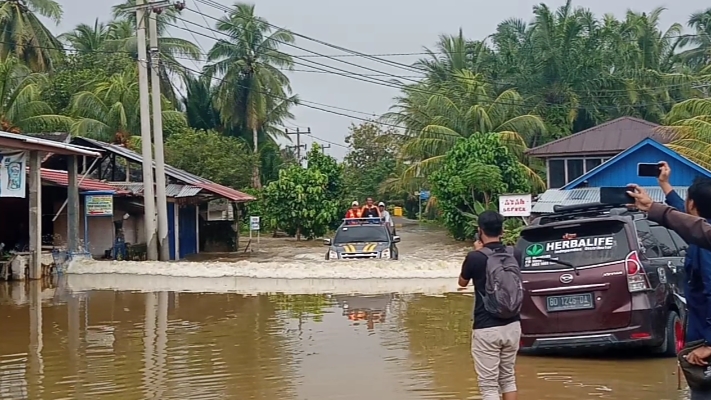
left=0, top=131, right=102, bottom=157
left=107, top=182, right=203, bottom=198
left=72, top=138, right=255, bottom=202
left=526, top=117, right=667, bottom=158
left=531, top=186, right=688, bottom=213
left=41, top=169, right=126, bottom=193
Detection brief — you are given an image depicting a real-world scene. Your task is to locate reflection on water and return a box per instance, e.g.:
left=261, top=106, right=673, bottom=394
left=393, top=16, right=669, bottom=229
left=0, top=281, right=689, bottom=399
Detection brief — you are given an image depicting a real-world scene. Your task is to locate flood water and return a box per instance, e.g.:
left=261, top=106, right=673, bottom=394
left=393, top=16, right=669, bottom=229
left=0, top=280, right=687, bottom=400
left=0, top=222, right=692, bottom=399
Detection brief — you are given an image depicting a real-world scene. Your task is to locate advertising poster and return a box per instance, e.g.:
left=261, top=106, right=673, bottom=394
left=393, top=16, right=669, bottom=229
left=0, top=151, right=27, bottom=198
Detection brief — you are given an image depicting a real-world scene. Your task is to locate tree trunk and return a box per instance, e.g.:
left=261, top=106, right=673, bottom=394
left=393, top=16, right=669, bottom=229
left=252, top=127, right=261, bottom=188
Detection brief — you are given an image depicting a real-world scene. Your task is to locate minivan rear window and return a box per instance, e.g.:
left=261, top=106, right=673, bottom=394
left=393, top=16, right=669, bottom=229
left=517, top=220, right=630, bottom=269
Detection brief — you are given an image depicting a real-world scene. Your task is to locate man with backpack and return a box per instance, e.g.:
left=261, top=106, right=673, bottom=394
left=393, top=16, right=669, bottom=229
left=458, top=211, right=523, bottom=400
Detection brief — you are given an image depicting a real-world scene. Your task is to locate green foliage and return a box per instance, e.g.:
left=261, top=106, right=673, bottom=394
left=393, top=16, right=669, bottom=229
left=502, top=219, right=525, bottom=246
left=41, top=52, right=134, bottom=113
left=165, top=129, right=256, bottom=189
left=431, top=133, right=530, bottom=240
left=262, top=166, right=339, bottom=240
left=305, top=143, right=346, bottom=229
left=342, top=122, right=402, bottom=202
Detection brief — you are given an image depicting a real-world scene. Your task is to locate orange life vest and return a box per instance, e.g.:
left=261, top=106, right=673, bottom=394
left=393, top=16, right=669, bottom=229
left=345, top=209, right=361, bottom=219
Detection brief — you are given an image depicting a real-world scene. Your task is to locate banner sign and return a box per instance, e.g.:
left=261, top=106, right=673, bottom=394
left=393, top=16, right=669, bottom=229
left=0, top=151, right=27, bottom=198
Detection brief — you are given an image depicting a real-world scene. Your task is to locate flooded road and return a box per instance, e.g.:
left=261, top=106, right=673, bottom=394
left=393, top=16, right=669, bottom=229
left=0, top=282, right=687, bottom=400
left=0, top=222, right=691, bottom=399
left=65, top=222, right=470, bottom=279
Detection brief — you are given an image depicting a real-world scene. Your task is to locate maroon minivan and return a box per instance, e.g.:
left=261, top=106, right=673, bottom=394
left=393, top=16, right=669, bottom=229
left=516, top=203, right=687, bottom=356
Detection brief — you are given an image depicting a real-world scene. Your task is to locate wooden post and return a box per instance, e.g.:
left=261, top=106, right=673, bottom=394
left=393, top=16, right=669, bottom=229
left=67, top=156, right=80, bottom=253
left=28, top=151, right=42, bottom=279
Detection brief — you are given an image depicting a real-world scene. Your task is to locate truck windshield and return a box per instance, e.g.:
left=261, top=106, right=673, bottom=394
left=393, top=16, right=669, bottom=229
left=334, top=226, right=389, bottom=244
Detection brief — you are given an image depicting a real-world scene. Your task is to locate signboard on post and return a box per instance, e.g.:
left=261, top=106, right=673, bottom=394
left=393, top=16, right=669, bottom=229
left=499, top=194, right=532, bottom=217
left=419, top=190, right=430, bottom=201
left=83, top=190, right=115, bottom=254
left=250, top=216, right=260, bottom=231
left=85, top=193, right=114, bottom=216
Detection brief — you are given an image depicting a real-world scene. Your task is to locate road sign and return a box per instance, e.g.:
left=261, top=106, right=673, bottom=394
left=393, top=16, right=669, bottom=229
left=250, top=216, right=260, bottom=231
left=419, top=190, right=430, bottom=201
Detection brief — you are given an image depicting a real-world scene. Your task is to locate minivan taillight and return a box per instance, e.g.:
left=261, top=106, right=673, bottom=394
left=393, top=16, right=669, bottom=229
left=625, top=251, right=650, bottom=292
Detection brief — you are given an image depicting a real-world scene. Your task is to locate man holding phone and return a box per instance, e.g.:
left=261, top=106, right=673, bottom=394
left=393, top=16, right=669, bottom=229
left=628, top=186, right=711, bottom=249
left=655, top=162, right=711, bottom=398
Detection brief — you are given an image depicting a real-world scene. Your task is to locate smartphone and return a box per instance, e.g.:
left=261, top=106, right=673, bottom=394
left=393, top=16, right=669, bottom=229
left=600, top=186, right=634, bottom=205
left=638, top=163, right=662, bottom=177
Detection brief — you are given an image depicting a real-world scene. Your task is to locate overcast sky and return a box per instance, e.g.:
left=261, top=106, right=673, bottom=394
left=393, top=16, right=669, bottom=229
left=48, top=0, right=709, bottom=160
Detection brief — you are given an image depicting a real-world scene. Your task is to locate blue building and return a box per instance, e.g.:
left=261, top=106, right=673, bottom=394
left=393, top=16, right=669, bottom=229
left=531, top=137, right=711, bottom=213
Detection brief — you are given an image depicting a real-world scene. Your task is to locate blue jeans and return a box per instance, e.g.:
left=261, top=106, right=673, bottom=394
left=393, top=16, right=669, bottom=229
left=691, top=389, right=711, bottom=399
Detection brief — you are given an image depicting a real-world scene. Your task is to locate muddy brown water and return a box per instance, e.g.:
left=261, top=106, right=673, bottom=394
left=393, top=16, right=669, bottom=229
left=0, top=282, right=688, bottom=400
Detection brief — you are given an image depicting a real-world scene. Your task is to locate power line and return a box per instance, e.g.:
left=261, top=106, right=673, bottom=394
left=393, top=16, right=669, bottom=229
left=192, top=0, right=711, bottom=78
left=161, top=58, right=410, bottom=130
left=163, top=17, right=709, bottom=108
left=5, top=35, right=708, bottom=112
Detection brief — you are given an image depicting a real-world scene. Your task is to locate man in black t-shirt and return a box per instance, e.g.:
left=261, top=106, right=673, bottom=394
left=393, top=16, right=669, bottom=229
left=458, top=211, right=522, bottom=400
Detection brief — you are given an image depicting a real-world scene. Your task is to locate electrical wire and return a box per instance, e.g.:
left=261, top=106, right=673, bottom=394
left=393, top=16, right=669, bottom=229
left=193, top=0, right=711, bottom=77
left=163, top=17, right=710, bottom=108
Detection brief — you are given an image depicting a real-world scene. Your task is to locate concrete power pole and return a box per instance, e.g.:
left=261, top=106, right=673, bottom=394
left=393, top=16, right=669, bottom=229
left=285, top=128, right=306, bottom=164
left=149, top=3, right=170, bottom=261
left=135, top=0, right=158, bottom=260
left=320, top=144, right=331, bottom=154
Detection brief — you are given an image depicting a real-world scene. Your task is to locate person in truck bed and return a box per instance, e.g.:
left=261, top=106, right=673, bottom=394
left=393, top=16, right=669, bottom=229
left=361, top=197, right=381, bottom=222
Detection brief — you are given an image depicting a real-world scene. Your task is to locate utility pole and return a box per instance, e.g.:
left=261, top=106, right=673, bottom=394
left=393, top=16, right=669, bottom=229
left=149, top=2, right=170, bottom=261
left=285, top=128, right=307, bottom=164
left=134, top=0, right=159, bottom=260
left=320, top=144, right=331, bottom=154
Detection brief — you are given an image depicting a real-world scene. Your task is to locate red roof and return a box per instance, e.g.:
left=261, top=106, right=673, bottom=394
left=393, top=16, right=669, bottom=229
left=40, top=169, right=127, bottom=193
left=193, top=182, right=254, bottom=202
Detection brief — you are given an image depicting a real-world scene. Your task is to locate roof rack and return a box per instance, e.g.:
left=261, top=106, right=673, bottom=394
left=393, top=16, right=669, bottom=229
left=536, top=202, right=631, bottom=225
left=341, top=218, right=386, bottom=226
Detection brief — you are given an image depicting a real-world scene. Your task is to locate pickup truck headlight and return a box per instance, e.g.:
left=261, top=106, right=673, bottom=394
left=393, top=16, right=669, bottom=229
left=380, top=249, right=390, bottom=259
left=328, top=250, right=338, bottom=259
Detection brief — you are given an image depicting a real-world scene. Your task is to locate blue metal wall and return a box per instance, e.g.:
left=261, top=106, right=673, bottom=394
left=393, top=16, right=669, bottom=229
left=178, top=205, right=198, bottom=258
left=167, top=202, right=176, bottom=260
left=570, top=145, right=704, bottom=188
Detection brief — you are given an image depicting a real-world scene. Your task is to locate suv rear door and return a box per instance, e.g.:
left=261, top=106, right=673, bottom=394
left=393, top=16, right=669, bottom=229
left=517, top=219, right=632, bottom=335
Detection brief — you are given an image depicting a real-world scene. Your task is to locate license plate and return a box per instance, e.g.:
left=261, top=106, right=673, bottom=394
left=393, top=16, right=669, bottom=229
left=546, top=293, right=594, bottom=312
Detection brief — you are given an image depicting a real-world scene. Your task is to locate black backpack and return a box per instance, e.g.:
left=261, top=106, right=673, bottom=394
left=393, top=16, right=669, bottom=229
left=478, top=247, right=523, bottom=319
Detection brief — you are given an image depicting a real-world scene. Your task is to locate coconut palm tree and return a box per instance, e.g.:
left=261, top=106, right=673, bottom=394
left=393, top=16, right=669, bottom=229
left=0, top=56, right=70, bottom=132
left=104, top=1, right=201, bottom=103
left=678, top=9, right=711, bottom=72
left=59, top=18, right=111, bottom=54
left=203, top=2, right=297, bottom=188
left=0, top=0, right=63, bottom=72
left=66, top=69, right=185, bottom=146
left=385, top=70, right=546, bottom=190
left=661, top=98, right=711, bottom=169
